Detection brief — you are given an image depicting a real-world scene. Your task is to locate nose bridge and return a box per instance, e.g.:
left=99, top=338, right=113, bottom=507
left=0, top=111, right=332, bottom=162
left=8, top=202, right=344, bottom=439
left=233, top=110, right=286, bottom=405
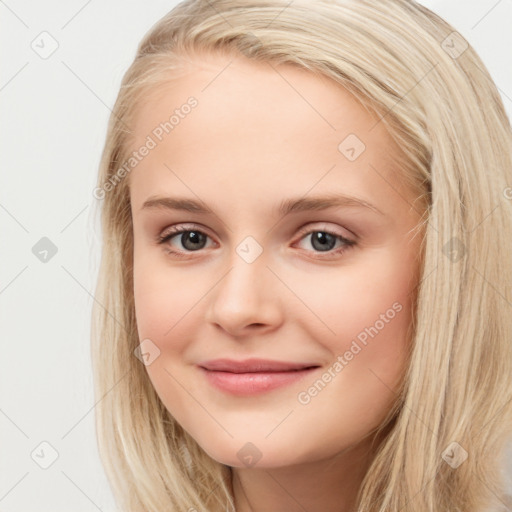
left=206, top=235, right=282, bottom=333
left=219, top=238, right=269, bottom=306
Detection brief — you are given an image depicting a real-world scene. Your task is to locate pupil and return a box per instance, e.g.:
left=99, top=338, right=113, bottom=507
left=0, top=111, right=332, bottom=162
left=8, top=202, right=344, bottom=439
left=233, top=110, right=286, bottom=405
left=178, top=231, right=337, bottom=252
left=312, top=232, right=335, bottom=252
left=182, top=231, right=205, bottom=250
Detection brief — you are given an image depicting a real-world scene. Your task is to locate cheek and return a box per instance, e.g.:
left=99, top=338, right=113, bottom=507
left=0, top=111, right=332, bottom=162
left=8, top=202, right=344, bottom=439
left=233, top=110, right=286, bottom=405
left=289, top=258, right=414, bottom=450
left=298, top=249, right=415, bottom=386
left=134, top=264, right=173, bottom=340
left=133, top=267, right=198, bottom=351
left=132, top=241, right=201, bottom=392
left=133, top=258, right=202, bottom=417
left=293, top=248, right=414, bottom=334
left=133, top=234, right=196, bottom=335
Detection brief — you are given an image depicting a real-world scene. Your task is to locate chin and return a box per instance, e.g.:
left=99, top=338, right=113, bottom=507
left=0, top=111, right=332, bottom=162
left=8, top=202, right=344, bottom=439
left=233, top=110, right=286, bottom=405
left=197, top=437, right=306, bottom=469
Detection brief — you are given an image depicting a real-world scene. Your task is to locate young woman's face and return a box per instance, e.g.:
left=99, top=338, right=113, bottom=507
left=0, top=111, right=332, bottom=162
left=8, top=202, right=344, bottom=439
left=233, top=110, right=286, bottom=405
left=129, top=51, right=423, bottom=468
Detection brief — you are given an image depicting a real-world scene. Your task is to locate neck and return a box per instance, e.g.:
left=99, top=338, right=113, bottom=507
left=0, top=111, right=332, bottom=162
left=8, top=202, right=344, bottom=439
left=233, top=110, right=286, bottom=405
left=230, top=435, right=380, bottom=512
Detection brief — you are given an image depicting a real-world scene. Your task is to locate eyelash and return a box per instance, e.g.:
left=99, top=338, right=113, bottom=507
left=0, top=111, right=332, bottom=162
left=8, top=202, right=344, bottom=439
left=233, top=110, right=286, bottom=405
left=156, top=223, right=357, bottom=259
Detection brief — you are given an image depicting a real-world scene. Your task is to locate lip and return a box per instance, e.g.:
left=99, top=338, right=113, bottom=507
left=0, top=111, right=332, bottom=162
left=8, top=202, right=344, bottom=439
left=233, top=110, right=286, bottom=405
left=197, top=358, right=321, bottom=395
left=199, top=358, right=319, bottom=373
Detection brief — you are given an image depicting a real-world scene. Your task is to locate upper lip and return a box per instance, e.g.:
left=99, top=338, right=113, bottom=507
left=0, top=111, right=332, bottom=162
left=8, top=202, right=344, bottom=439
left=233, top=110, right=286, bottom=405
left=198, top=358, right=320, bottom=373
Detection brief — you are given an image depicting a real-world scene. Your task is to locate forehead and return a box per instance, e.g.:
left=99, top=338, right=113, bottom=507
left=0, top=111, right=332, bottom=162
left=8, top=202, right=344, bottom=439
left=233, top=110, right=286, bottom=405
left=127, top=52, right=409, bottom=216
left=131, top=51, right=388, bottom=146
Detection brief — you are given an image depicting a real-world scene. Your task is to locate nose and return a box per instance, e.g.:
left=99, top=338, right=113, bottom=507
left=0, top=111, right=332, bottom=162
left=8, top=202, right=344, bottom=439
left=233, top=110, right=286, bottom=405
left=204, top=251, right=284, bottom=337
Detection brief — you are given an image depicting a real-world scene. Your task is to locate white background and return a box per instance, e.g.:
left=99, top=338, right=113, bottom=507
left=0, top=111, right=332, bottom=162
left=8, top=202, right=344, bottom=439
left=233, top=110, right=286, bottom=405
left=1, top=1, right=511, bottom=510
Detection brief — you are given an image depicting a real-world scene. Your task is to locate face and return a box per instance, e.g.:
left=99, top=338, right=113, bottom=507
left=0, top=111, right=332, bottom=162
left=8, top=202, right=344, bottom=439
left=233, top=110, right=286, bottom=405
left=129, top=51, right=423, bottom=469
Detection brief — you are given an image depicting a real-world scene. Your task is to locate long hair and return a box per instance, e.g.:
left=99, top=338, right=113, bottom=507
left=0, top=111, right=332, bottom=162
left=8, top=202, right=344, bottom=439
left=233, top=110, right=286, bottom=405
left=90, top=1, right=512, bottom=510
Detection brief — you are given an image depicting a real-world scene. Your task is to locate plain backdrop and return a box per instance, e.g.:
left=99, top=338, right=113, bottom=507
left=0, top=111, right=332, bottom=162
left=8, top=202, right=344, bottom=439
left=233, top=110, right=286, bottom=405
left=1, top=1, right=511, bottom=510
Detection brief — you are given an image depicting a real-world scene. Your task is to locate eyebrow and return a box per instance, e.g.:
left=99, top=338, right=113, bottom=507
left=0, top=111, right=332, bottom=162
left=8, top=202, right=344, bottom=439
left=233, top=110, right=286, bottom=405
left=140, top=193, right=385, bottom=217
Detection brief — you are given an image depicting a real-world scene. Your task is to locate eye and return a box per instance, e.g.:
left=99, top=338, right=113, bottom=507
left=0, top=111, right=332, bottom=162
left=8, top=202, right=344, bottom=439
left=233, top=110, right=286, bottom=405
left=156, top=223, right=357, bottom=258
left=293, top=224, right=356, bottom=257
left=157, top=224, right=214, bottom=258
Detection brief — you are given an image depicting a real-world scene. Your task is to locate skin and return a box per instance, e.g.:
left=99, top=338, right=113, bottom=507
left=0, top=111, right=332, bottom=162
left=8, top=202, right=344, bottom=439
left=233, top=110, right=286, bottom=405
left=128, top=50, right=424, bottom=512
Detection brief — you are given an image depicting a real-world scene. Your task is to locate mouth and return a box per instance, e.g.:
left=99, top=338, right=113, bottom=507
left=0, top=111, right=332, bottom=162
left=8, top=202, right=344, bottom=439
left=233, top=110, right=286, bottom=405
left=198, top=358, right=320, bottom=373
left=197, top=358, right=321, bottom=395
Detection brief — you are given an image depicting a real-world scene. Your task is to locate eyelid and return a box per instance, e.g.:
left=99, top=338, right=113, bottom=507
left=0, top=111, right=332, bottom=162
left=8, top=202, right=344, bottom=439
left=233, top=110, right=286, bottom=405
left=156, top=221, right=357, bottom=262
left=293, top=222, right=355, bottom=244
left=158, top=222, right=213, bottom=240
left=158, top=222, right=354, bottom=244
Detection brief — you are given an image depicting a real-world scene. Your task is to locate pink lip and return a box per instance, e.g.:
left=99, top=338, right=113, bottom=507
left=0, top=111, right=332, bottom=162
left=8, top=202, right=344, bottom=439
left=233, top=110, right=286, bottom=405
left=199, top=358, right=319, bottom=373
left=197, top=358, right=320, bottom=395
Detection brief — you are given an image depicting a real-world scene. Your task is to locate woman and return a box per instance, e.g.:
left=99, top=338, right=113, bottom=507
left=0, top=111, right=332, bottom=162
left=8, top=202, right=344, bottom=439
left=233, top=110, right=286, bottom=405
left=91, top=0, right=512, bottom=510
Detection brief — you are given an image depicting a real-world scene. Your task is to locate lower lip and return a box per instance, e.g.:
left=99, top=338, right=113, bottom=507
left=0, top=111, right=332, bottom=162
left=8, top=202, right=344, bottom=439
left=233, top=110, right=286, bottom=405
left=198, top=366, right=319, bottom=395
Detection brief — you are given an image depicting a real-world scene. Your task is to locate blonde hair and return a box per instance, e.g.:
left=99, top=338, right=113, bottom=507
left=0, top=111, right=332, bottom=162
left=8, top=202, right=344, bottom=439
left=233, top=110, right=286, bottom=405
left=91, top=1, right=512, bottom=510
